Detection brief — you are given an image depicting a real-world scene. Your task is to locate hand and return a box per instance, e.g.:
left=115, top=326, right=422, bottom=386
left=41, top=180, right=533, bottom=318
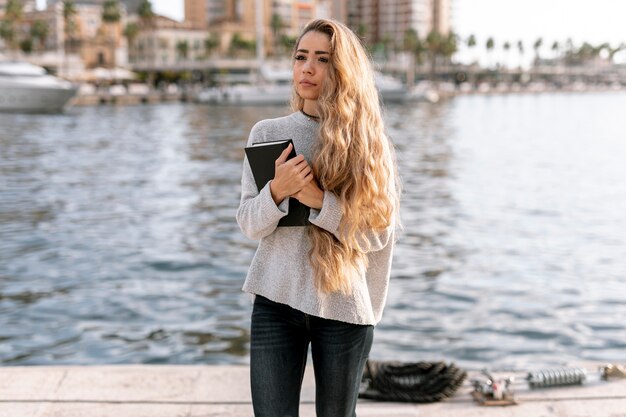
left=270, top=143, right=312, bottom=204
left=293, top=177, right=324, bottom=209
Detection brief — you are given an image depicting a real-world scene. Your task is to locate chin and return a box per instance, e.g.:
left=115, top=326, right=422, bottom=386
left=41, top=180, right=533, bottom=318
left=297, top=90, right=320, bottom=101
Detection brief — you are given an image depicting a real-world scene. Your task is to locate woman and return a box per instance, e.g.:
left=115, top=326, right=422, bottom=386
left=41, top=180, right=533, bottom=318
left=236, top=18, right=400, bottom=417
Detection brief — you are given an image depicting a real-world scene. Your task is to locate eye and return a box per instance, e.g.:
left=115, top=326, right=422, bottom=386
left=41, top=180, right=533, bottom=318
left=319, top=57, right=329, bottom=63
left=295, top=54, right=306, bottom=61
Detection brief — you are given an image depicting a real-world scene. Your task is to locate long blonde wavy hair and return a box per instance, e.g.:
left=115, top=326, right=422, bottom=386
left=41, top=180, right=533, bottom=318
left=292, top=19, right=400, bottom=294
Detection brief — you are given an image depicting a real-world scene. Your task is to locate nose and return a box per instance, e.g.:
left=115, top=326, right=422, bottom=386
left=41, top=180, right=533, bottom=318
left=302, top=59, right=314, bottom=74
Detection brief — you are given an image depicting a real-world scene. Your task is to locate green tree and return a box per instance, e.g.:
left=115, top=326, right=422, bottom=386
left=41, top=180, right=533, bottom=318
left=229, top=32, right=255, bottom=57
left=517, top=39, right=524, bottom=68
left=19, top=37, right=33, bottom=53
left=551, top=40, right=560, bottom=58
left=138, top=0, right=154, bottom=27
left=101, top=0, right=122, bottom=67
left=279, top=34, right=297, bottom=54
left=533, top=37, right=543, bottom=64
left=503, top=41, right=511, bottom=68
left=606, top=42, right=626, bottom=63
left=440, top=31, right=458, bottom=64
left=270, top=13, right=283, bottom=56
left=0, top=0, right=24, bottom=51
left=403, top=28, right=419, bottom=53
left=62, top=0, right=78, bottom=75
left=426, top=30, right=442, bottom=78
left=176, top=40, right=189, bottom=61
left=30, top=20, right=49, bottom=51
left=466, top=34, right=476, bottom=65
left=204, top=33, right=219, bottom=57
left=124, top=22, right=138, bottom=47
left=102, top=0, right=122, bottom=23
left=485, top=37, right=495, bottom=68
left=356, top=24, right=368, bottom=40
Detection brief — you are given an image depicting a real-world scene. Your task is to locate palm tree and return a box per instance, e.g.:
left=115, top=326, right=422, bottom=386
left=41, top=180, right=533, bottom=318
left=101, top=0, right=122, bottom=68
left=426, top=30, right=442, bottom=79
left=229, top=32, right=255, bottom=57
left=517, top=40, right=524, bottom=69
left=270, top=13, right=283, bottom=56
left=138, top=0, right=154, bottom=28
left=551, top=40, right=560, bottom=59
left=176, top=40, right=189, bottom=61
left=466, top=34, right=476, bottom=64
left=30, top=20, right=49, bottom=52
left=62, top=0, right=77, bottom=75
left=0, top=0, right=24, bottom=52
left=402, top=28, right=420, bottom=86
left=502, top=41, right=511, bottom=68
left=356, top=24, right=368, bottom=40
left=606, top=42, right=626, bottom=63
left=533, top=37, right=543, bottom=65
left=123, top=22, right=138, bottom=62
left=440, top=31, right=458, bottom=66
left=485, top=37, right=495, bottom=68
left=564, top=38, right=575, bottom=65
left=204, top=33, right=219, bottom=58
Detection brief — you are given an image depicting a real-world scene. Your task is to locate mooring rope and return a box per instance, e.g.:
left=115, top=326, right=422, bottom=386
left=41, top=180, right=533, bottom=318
left=359, top=360, right=467, bottom=403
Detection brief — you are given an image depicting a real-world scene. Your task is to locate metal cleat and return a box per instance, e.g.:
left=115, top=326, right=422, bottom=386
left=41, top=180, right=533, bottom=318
left=600, top=364, right=626, bottom=380
left=471, top=370, right=517, bottom=406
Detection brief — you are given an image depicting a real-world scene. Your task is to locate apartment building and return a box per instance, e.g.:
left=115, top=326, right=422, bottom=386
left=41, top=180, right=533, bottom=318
left=184, top=0, right=324, bottom=56
left=348, top=0, right=451, bottom=47
left=46, top=0, right=144, bottom=14
left=129, top=15, right=208, bottom=69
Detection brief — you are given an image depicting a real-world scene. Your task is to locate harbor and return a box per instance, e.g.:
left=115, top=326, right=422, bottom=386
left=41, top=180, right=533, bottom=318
left=2, top=1, right=626, bottom=414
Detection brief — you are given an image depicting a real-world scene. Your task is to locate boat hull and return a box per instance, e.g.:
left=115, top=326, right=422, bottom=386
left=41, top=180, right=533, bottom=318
left=196, top=85, right=292, bottom=106
left=0, top=84, right=78, bottom=113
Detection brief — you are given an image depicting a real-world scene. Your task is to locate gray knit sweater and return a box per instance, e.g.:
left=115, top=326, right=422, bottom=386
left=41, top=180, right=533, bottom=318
left=236, top=111, right=395, bottom=325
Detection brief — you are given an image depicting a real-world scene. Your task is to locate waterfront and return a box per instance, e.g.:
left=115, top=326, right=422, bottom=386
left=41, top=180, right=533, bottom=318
left=1, top=92, right=625, bottom=370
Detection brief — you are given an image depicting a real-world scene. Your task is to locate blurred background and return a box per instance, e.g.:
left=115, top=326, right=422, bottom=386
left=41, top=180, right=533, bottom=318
left=1, top=0, right=625, bottom=371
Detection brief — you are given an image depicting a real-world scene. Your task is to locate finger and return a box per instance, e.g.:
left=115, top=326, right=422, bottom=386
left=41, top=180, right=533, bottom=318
left=299, top=165, right=312, bottom=177
left=275, top=143, right=293, bottom=165
left=285, top=154, right=305, bottom=167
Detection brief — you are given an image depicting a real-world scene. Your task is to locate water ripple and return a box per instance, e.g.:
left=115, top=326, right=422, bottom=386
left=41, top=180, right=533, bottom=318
left=2, top=95, right=626, bottom=369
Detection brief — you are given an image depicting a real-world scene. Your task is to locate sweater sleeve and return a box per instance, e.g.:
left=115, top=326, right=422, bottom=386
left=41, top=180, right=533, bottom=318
left=308, top=190, right=394, bottom=253
left=236, top=124, right=290, bottom=240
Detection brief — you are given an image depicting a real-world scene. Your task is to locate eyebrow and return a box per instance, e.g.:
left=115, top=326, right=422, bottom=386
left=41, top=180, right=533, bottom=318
left=296, top=49, right=330, bottom=55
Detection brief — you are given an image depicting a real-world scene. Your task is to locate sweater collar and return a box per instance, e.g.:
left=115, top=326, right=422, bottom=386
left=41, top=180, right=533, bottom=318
left=292, top=110, right=319, bottom=128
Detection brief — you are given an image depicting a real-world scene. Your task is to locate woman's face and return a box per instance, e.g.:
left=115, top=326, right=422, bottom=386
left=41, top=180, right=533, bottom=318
left=293, top=30, right=331, bottom=102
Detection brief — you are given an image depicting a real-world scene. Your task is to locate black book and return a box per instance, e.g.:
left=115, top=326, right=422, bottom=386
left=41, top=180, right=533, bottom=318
left=244, top=139, right=311, bottom=227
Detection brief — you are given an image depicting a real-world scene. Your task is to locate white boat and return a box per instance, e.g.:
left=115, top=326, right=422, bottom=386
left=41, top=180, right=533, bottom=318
left=196, top=69, right=409, bottom=105
left=196, top=83, right=292, bottom=105
left=374, top=72, right=409, bottom=103
left=0, top=61, right=78, bottom=112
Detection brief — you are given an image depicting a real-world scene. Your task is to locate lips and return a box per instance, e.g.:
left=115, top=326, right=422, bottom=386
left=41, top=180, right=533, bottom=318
left=299, top=80, right=316, bottom=87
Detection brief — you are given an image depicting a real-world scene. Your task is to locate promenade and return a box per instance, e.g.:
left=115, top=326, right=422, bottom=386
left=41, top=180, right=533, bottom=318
left=1, top=364, right=625, bottom=417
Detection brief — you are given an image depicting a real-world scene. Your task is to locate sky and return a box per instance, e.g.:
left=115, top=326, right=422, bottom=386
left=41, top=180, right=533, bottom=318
left=37, top=0, right=626, bottom=64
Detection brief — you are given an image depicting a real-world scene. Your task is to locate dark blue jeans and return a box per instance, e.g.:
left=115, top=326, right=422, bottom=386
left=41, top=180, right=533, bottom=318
left=250, top=295, right=374, bottom=417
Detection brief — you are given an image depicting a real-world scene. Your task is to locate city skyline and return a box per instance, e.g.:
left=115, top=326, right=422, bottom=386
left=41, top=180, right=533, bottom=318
left=34, top=0, right=626, bottom=65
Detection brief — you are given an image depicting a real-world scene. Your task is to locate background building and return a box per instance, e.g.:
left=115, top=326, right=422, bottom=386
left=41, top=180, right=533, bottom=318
left=348, top=0, right=451, bottom=47
left=184, top=0, right=327, bottom=57
left=46, top=0, right=143, bottom=14
left=128, top=15, right=208, bottom=69
left=0, top=0, right=37, bottom=12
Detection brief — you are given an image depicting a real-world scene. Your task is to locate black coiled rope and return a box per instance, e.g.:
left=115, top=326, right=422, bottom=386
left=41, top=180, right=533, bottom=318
left=359, top=360, right=467, bottom=403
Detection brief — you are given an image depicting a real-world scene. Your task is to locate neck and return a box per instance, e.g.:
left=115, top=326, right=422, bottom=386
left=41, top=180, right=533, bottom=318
left=301, top=109, right=320, bottom=120
left=302, top=100, right=319, bottom=118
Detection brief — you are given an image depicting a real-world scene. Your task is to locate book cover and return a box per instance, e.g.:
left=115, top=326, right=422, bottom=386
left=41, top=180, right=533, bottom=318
left=244, top=139, right=311, bottom=227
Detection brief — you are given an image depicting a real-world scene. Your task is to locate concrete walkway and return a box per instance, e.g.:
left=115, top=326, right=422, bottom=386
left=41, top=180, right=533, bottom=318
left=1, top=364, right=625, bottom=417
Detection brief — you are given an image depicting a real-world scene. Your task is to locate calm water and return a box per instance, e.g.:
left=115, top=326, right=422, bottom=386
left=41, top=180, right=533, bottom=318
left=1, top=92, right=625, bottom=370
